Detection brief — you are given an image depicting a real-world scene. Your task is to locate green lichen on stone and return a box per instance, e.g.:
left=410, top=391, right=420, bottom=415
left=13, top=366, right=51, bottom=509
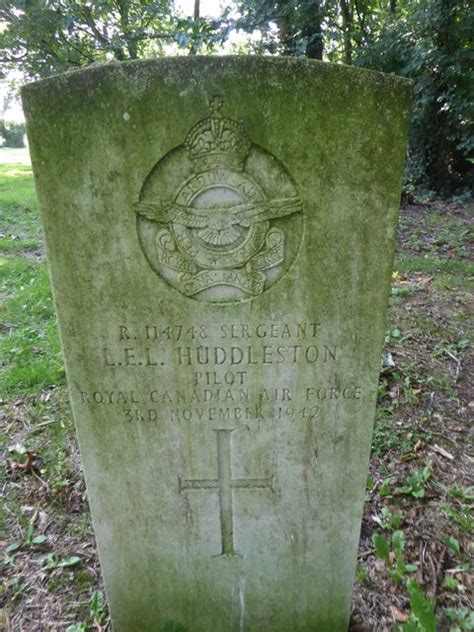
left=22, top=57, right=411, bottom=631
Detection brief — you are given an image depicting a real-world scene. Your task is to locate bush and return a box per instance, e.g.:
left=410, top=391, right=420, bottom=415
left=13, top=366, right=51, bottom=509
left=0, top=119, right=26, bottom=147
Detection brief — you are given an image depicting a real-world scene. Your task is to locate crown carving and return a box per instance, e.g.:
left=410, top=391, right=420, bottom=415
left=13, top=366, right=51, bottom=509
left=185, top=96, right=251, bottom=172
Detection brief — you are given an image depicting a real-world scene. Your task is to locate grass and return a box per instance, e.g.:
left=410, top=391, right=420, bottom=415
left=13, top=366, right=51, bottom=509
left=1, top=258, right=64, bottom=394
left=0, top=164, right=42, bottom=255
left=393, top=256, right=474, bottom=276
left=0, top=164, right=63, bottom=395
left=0, top=163, right=472, bottom=631
left=0, top=164, right=37, bottom=213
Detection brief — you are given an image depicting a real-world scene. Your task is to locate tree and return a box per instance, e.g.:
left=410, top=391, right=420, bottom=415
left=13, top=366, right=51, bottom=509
left=234, top=0, right=473, bottom=195
left=0, top=120, right=26, bottom=147
left=233, top=0, right=376, bottom=62
left=1, top=0, right=471, bottom=193
left=356, top=0, right=474, bottom=195
left=0, top=1, right=227, bottom=79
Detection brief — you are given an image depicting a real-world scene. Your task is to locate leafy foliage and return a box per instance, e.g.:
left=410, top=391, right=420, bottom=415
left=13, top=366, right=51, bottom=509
left=395, top=579, right=437, bottom=632
left=232, top=0, right=473, bottom=195
left=233, top=1, right=326, bottom=58
left=1, top=1, right=471, bottom=194
left=355, top=0, right=474, bottom=196
left=0, top=1, right=227, bottom=78
left=372, top=530, right=417, bottom=583
left=0, top=120, right=26, bottom=147
left=373, top=532, right=390, bottom=564
left=395, top=462, right=432, bottom=498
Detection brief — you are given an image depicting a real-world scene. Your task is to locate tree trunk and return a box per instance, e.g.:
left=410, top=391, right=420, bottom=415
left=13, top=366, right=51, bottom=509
left=354, top=0, right=369, bottom=43
left=340, top=0, right=353, bottom=64
left=275, top=1, right=298, bottom=56
left=426, top=0, right=460, bottom=193
left=303, top=1, right=324, bottom=60
left=116, top=0, right=136, bottom=59
left=189, top=0, right=201, bottom=55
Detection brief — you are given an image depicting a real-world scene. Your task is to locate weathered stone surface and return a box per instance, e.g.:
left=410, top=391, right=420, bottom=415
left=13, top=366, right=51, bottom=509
left=22, top=57, right=411, bottom=631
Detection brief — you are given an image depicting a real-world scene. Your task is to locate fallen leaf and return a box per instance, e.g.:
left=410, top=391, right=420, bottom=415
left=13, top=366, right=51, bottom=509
left=429, top=444, right=454, bottom=460
left=419, top=275, right=433, bottom=287
left=38, top=511, right=48, bottom=531
left=371, top=514, right=384, bottom=527
left=414, top=439, right=425, bottom=453
left=374, top=559, right=385, bottom=573
left=7, top=451, right=42, bottom=474
left=390, top=605, right=408, bottom=622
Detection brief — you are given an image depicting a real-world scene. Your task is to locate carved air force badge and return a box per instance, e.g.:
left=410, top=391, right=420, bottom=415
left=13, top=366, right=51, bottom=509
left=134, top=97, right=303, bottom=303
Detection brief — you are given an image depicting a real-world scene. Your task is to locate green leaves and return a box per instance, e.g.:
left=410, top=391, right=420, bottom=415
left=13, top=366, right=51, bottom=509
left=357, top=0, right=473, bottom=195
left=407, top=580, right=437, bottom=632
left=444, top=606, right=474, bottom=630
left=43, top=552, right=81, bottom=570
left=444, top=505, right=473, bottom=533
left=90, top=590, right=107, bottom=626
left=65, top=591, right=108, bottom=631
left=379, top=507, right=403, bottom=531
left=372, top=530, right=417, bottom=584
left=5, top=542, right=21, bottom=554
left=373, top=533, right=390, bottom=564
left=392, top=531, right=417, bottom=581
left=58, top=555, right=81, bottom=568
left=4, top=524, right=48, bottom=552
left=0, top=120, right=26, bottom=148
left=395, top=580, right=437, bottom=632
left=66, top=624, right=87, bottom=632
left=373, top=533, right=437, bottom=630
left=443, top=536, right=461, bottom=556
left=380, top=477, right=394, bottom=496
left=0, top=0, right=227, bottom=78
left=395, top=463, right=432, bottom=498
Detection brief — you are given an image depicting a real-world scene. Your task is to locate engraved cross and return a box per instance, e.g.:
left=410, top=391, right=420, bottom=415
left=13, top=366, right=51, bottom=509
left=179, top=429, right=273, bottom=556
left=210, top=95, right=223, bottom=117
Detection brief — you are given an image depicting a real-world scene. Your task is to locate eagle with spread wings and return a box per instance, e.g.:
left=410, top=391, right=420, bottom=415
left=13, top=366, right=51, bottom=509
left=132, top=197, right=302, bottom=246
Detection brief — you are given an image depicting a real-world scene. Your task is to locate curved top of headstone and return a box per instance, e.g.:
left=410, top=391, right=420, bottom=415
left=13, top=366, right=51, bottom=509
left=22, top=56, right=412, bottom=101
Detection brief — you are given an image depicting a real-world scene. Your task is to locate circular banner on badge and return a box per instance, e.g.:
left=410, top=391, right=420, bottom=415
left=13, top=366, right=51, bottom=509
left=133, top=96, right=303, bottom=303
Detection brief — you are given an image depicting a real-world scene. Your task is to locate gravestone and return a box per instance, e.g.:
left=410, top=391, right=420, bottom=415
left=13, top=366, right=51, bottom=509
left=22, top=57, right=411, bottom=631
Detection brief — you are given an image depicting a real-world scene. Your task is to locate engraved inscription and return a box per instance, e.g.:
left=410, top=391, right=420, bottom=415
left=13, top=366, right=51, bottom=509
left=179, top=429, right=273, bottom=555
left=134, top=96, right=303, bottom=302
left=76, top=318, right=367, bottom=425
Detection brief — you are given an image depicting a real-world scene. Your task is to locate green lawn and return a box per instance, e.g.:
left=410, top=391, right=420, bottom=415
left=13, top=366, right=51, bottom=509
left=0, top=164, right=64, bottom=395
